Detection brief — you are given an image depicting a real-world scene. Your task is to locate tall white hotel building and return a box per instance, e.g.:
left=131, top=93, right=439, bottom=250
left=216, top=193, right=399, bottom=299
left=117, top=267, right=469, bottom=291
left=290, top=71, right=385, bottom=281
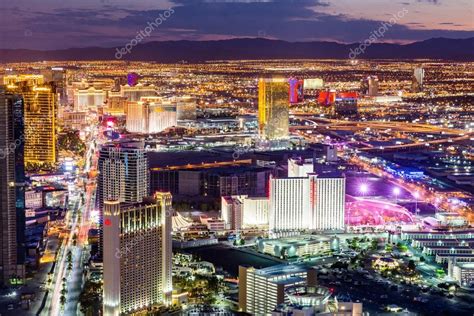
left=103, top=192, right=172, bottom=315
left=98, top=141, right=149, bottom=257
left=269, top=172, right=345, bottom=236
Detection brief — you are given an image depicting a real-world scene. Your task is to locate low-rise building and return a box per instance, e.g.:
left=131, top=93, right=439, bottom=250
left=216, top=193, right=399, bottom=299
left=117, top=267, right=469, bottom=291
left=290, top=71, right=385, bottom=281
left=450, top=262, right=474, bottom=288
left=239, top=264, right=317, bottom=315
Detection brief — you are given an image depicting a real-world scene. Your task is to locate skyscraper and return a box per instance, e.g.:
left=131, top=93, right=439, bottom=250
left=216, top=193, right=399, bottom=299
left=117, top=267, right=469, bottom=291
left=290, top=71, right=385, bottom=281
left=269, top=176, right=310, bottom=234
left=98, top=141, right=149, bottom=256
left=103, top=192, right=172, bottom=315
left=412, top=67, right=425, bottom=92
left=269, top=173, right=346, bottom=236
left=126, top=97, right=177, bottom=134
left=258, top=78, right=290, bottom=140
left=360, top=76, right=379, bottom=96
left=0, top=86, right=26, bottom=285
left=309, top=173, right=346, bottom=231
left=4, top=76, right=57, bottom=165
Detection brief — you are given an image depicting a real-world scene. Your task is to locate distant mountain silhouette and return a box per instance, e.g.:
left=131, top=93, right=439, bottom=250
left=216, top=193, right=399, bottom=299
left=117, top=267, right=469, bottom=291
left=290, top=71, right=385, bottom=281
left=0, top=37, right=473, bottom=62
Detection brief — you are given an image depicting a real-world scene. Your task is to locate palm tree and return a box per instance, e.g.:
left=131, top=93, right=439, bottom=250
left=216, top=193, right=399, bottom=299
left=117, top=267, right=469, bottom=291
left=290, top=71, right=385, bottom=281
left=60, top=295, right=67, bottom=305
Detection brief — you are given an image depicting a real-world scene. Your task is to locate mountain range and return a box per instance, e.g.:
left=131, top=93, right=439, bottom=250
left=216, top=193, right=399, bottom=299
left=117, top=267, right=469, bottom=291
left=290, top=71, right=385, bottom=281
left=0, top=37, right=473, bottom=63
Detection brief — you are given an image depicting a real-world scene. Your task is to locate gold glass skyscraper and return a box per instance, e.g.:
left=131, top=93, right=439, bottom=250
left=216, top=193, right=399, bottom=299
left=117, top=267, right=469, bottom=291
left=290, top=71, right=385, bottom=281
left=258, top=78, right=289, bottom=140
left=5, top=75, right=57, bottom=165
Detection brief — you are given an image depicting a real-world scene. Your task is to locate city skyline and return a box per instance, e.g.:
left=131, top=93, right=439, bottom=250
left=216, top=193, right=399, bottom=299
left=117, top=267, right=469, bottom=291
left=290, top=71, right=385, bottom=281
left=0, top=2, right=473, bottom=315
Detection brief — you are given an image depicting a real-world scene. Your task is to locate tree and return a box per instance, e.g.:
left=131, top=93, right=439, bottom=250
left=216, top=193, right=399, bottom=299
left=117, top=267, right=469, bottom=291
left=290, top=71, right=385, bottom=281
left=60, top=295, right=66, bottom=306
left=370, top=239, right=378, bottom=250
left=420, top=256, right=425, bottom=262
left=79, top=281, right=102, bottom=315
left=408, top=260, right=416, bottom=271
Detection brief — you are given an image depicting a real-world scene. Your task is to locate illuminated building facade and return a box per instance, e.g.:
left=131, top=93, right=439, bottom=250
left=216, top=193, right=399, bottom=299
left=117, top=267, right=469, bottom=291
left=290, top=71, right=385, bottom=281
left=334, top=92, right=358, bottom=115
left=3, top=74, right=44, bottom=86
left=120, top=83, right=156, bottom=101
left=289, top=77, right=304, bottom=104
left=73, top=86, right=107, bottom=111
left=317, top=90, right=336, bottom=106
left=176, top=96, right=197, bottom=121
left=106, top=96, right=128, bottom=116
left=103, top=192, right=172, bottom=315
left=239, top=264, right=317, bottom=315
left=412, top=67, right=425, bottom=92
left=258, top=78, right=289, bottom=140
left=269, top=173, right=345, bottom=236
left=0, top=87, right=26, bottom=285
left=288, top=157, right=314, bottom=177
left=269, top=177, right=310, bottom=234
left=98, top=142, right=149, bottom=257
left=126, top=97, right=177, bottom=134
left=5, top=78, right=57, bottom=165
left=360, top=76, right=379, bottom=96
left=309, top=173, right=346, bottom=231
left=221, top=195, right=269, bottom=230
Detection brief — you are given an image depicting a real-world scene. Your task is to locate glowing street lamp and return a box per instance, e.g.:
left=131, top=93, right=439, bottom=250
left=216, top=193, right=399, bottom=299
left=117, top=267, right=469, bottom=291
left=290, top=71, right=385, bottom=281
left=360, top=183, right=369, bottom=196
left=393, top=187, right=401, bottom=204
left=413, top=191, right=420, bottom=216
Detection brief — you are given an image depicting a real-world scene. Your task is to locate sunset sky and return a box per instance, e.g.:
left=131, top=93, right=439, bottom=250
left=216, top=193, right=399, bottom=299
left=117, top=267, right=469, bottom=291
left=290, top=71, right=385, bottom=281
left=1, top=0, right=473, bottom=49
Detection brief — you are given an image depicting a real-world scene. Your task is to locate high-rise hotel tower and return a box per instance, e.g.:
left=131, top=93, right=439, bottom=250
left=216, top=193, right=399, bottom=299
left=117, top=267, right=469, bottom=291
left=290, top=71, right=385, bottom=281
left=4, top=75, right=57, bottom=165
left=0, top=86, right=26, bottom=285
left=97, top=141, right=149, bottom=257
left=103, top=192, right=172, bottom=315
left=258, top=78, right=290, bottom=141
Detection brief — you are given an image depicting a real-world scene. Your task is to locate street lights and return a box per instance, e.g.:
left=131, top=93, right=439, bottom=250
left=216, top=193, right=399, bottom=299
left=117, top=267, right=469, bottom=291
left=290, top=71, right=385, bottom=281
left=413, top=191, right=420, bottom=216
left=360, top=183, right=369, bottom=197
left=393, top=187, right=401, bottom=204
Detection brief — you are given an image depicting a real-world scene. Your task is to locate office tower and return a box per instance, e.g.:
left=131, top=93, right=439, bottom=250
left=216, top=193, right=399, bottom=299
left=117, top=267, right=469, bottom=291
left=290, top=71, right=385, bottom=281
left=258, top=78, right=289, bottom=140
left=269, top=177, right=310, bottom=234
left=5, top=79, right=57, bottom=165
left=221, top=195, right=269, bottom=229
left=360, top=76, right=378, bottom=96
left=126, top=97, right=177, bottom=134
left=239, top=264, right=317, bottom=314
left=309, top=173, right=346, bottom=231
left=412, top=67, right=425, bottom=92
left=103, top=192, right=172, bottom=315
left=0, top=87, right=26, bottom=285
left=98, top=141, right=149, bottom=256
left=73, top=86, right=107, bottom=111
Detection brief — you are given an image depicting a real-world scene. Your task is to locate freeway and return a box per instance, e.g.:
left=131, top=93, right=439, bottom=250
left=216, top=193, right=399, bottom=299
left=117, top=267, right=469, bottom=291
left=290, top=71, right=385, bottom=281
left=291, top=117, right=473, bottom=152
